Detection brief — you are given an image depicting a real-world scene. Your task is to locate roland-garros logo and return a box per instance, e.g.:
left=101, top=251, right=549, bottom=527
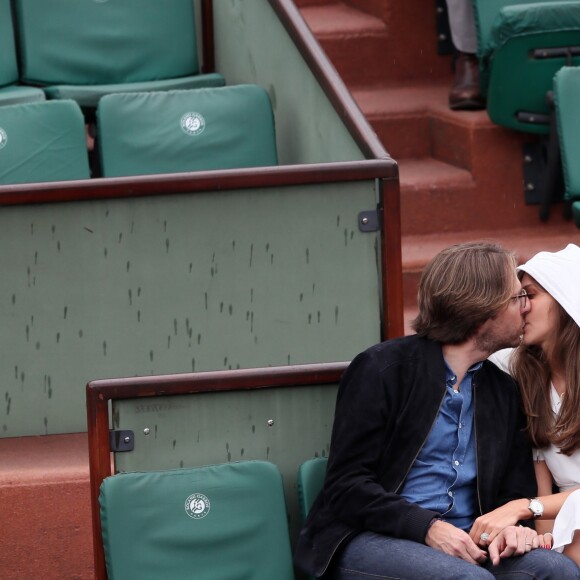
left=185, top=492, right=210, bottom=519
left=181, top=112, right=205, bottom=136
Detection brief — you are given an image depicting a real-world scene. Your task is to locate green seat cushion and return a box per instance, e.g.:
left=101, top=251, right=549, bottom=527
left=0, top=85, right=45, bottom=106
left=0, top=0, right=18, bottom=87
left=477, top=1, right=580, bottom=59
left=99, top=461, right=294, bottom=580
left=0, top=100, right=90, bottom=185
left=97, top=85, right=278, bottom=177
left=0, top=0, right=45, bottom=105
left=572, top=201, right=580, bottom=227
left=474, top=0, right=580, bottom=132
left=554, top=66, right=580, bottom=200
left=297, top=457, right=328, bottom=521
left=43, top=73, right=225, bottom=109
left=14, top=0, right=201, bottom=86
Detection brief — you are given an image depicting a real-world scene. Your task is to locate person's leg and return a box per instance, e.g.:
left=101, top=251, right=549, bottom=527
left=564, top=534, right=580, bottom=567
left=329, top=531, right=493, bottom=579
left=445, top=0, right=485, bottom=110
left=482, top=548, right=580, bottom=579
left=446, top=0, right=477, bottom=54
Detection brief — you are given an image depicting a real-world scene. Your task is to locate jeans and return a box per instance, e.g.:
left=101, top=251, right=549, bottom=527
left=330, top=531, right=580, bottom=579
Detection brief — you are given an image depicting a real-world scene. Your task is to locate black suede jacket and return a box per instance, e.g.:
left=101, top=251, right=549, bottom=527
left=294, top=335, right=536, bottom=578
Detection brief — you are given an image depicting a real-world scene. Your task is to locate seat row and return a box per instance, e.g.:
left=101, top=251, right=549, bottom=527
left=0, top=84, right=278, bottom=184
left=473, top=0, right=580, bottom=225
left=554, top=67, right=580, bottom=228
left=99, top=457, right=327, bottom=579
left=0, top=0, right=224, bottom=110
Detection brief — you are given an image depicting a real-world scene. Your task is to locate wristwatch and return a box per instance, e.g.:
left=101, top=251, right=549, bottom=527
left=527, top=497, right=544, bottom=518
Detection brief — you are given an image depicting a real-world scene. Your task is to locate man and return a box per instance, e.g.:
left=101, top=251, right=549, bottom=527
left=294, top=242, right=580, bottom=579
left=446, top=0, right=485, bottom=110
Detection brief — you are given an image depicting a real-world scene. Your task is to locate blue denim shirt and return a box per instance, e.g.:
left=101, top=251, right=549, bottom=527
left=400, top=361, right=481, bottom=531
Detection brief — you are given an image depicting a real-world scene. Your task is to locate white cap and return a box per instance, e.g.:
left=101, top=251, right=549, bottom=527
left=517, top=244, right=580, bottom=328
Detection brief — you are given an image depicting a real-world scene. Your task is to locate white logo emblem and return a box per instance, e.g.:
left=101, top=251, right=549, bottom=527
left=181, top=112, right=205, bottom=136
left=185, top=493, right=210, bottom=519
left=0, top=128, right=7, bottom=150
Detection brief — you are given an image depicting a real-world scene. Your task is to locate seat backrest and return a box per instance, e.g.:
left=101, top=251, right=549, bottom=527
left=97, top=85, right=278, bottom=177
left=554, top=65, right=580, bottom=225
left=0, top=100, right=90, bottom=184
left=473, top=0, right=580, bottom=132
left=473, top=0, right=551, bottom=58
left=297, top=457, right=328, bottom=521
left=99, top=460, right=294, bottom=580
left=0, top=0, right=19, bottom=87
left=13, top=0, right=200, bottom=86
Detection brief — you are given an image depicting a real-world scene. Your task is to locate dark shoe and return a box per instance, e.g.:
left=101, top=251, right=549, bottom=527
left=449, top=52, right=486, bottom=111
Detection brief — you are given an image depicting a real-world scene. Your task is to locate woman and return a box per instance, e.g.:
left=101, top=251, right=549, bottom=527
left=470, top=243, right=580, bottom=566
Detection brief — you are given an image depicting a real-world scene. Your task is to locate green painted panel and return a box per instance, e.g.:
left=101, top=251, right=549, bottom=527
left=1, top=180, right=380, bottom=437
left=213, top=0, right=364, bottom=165
left=113, top=382, right=339, bottom=546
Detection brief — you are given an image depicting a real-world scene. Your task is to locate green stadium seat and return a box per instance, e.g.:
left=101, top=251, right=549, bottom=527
left=554, top=66, right=580, bottom=227
left=97, top=85, right=278, bottom=177
left=0, top=0, right=44, bottom=106
left=297, top=458, right=328, bottom=580
left=99, top=461, right=294, bottom=580
left=297, top=457, right=328, bottom=522
left=0, top=100, right=90, bottom=185
left=13, top=0, right=225, bottom=109
left=474, top=0, right=580, bottom=134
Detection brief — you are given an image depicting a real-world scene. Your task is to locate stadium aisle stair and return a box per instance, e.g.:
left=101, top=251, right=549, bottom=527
left=296, top=0, right=579, bottom=332
left=0, top=434, right=93, bottom=579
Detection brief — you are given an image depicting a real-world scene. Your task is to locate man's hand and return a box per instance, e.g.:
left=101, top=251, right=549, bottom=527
left=487, top=525, right=538, bottom=565
left=425, top=520, right=488, bottom=565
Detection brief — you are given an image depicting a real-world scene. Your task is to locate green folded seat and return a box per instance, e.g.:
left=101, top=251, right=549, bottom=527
left=13, top=0, right=224, bottom=108
left=554, top=66, right=580, bottom=227
left=297, top=458, right=328, bottom=580
left=0, top=0, right=44, bottom=105
left=99, top=461, right=294, bottom=580
left=297, top=457, right=328, bottom=521
left=97, top=85, right=278, bottom=177
left=0, top=100, right=90, bottom=185
left=473, top=0, right=580, bottom=133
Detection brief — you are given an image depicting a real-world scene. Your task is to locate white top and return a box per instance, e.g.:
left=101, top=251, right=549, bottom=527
left=488, top=348, right=580, bottom=491
left=536, top=386, right=580, bottom=492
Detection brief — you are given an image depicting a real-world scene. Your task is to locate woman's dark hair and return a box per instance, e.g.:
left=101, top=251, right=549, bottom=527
left=512, top=301, right=580, bottom=455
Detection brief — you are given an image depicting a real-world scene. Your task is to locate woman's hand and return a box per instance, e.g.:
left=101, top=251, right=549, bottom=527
left=487, top=525, right=538, bottom=565
left=469, top=499, right=528, bottom=547
left=538, top=532, right=554, bottom=550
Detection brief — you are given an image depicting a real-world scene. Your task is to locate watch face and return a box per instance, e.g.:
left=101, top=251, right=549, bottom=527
left=530, top=499, right=543, bottom=515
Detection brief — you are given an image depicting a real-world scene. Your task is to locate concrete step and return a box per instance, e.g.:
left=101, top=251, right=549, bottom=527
left=0, top=433, right=93, bottom=579
left=352, top=81, right=576, bottom=235
left=352, top=81, right=452, bottom=160
left=299, top=2, right=389, bottom=86
left=294, top=0, right=334, bottom=7
left=299, top=0, right=451, bottom=86
left=397, top=157, right=476, bottom=236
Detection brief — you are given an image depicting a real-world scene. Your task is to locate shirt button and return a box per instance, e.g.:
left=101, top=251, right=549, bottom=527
left=454, top=460, right=459, bottom=466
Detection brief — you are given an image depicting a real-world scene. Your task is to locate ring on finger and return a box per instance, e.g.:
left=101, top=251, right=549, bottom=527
left=480, top=533, right=490, bottom=542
